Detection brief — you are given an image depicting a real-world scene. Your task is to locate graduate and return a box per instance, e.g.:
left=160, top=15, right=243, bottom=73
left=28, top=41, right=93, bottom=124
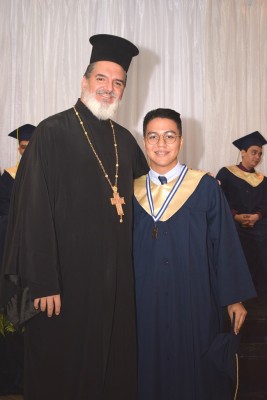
left=0, top=35, right=148, bottom=400
left=216, top=131, right=267, bottom=295
left=0, top=124, right=36, bottom=276
left=0, top=124, right=35, bottom=395
left=133, top=108, right=256, bottom=400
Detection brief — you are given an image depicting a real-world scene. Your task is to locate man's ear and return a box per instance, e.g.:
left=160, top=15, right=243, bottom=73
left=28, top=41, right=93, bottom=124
left=179, top=136, right=184, bottom=150
left=143, top=137, right=147, bottom=152
left=81, top=76, right=88, bottom=91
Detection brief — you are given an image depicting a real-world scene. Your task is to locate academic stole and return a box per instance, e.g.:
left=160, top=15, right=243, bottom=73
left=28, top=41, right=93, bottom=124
left=146, top=164, right=188, bottom=238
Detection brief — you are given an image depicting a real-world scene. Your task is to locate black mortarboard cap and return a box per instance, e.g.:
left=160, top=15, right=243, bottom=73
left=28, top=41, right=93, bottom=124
left=8, top=124, right=36, bottom=143
left=89, top=34, right=139, bottom=72
left=205, top=314, right=240, bottom=383
left=232, top=131, right=267, bottom=151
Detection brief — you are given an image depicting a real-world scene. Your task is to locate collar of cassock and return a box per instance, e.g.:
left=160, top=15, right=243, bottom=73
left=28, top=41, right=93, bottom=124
left=226, top=165, right=264, bottom=187
left=134, top=167, right=207, bottom=221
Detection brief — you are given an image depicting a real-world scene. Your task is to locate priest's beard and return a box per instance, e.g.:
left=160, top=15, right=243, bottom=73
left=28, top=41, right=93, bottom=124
left=81, top=90, right=120, bottom=120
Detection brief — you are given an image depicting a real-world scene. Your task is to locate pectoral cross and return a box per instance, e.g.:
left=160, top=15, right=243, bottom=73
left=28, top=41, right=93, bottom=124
left=110, top=186, right=125, bottom=223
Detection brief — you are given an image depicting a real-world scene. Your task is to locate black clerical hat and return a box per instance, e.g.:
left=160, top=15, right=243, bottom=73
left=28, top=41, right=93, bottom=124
left=89, top=34, right=139, bottom=72
left=8, top=124, right=36, bottom=143
left=205, top=315, right=240, bottom=383
left=232, top=131, right=267, bottom=151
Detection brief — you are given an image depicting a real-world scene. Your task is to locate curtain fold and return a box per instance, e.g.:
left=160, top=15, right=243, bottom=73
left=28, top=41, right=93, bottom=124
left=0, top=0, right=266, bottom=175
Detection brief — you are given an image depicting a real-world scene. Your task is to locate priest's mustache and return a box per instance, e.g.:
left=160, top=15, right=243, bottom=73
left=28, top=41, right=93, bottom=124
left=96, top=88, right=117, bottom=98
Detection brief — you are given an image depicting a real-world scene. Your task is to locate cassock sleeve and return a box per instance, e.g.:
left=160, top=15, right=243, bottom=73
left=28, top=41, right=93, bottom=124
left=207, top=177, right=256, bottom=306
left=0, top=127, right=61, bottom=327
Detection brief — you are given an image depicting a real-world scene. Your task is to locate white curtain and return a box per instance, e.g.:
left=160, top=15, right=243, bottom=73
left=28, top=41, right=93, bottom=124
left=0, top=0, right=266, bottom=176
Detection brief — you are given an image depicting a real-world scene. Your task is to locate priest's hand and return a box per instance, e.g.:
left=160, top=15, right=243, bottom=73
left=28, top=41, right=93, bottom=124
left=227, top=302, right=247, bottom=335
left=34, top=294, right=61, bottom=317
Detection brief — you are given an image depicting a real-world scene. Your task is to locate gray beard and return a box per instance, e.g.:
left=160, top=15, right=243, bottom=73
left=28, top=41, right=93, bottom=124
left=81, top=91, right=120, bottom=120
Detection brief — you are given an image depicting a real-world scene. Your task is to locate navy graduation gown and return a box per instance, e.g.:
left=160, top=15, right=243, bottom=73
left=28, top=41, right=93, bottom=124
left=0, top=170, right=14, bottom=294
left=133, top=170, right=256, bottom=400
left=216, top=166, right=267, bottom=294
left=0, top=171, right=15, bottom=217
left=0, top=171, right=14, bottom=266
left=0, top=171, right=24, bottom=395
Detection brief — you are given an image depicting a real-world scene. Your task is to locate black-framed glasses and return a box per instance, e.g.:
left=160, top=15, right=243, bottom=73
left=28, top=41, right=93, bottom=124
left=145, top=131, right=181, bottom=145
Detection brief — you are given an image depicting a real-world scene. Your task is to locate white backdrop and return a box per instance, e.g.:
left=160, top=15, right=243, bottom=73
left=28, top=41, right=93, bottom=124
left=0, top=0, right=266, bottom=175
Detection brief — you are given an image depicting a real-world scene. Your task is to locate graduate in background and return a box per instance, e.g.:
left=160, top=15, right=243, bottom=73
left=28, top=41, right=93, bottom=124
left=216, top=132, right=267, bottom=295
left=0, top=123, right=36, bottom=280
left=133, top=108, right=256, bottom=400
left=0, top=124, right=35, bottom=395
left=0, top=124, right=35, bottom=217
left=0, top=123, right=36, bottom=272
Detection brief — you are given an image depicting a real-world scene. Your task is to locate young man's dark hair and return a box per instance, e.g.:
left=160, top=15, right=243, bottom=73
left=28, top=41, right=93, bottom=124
left=143, top=108, right=182, bottom=136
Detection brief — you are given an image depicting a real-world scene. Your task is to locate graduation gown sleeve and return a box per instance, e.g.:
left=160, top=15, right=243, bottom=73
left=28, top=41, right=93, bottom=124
left=0, top=172, right=15, bottom=276
left=0, top=171, right=14, bottom=216
left=205, top=175, right=256, bottom=306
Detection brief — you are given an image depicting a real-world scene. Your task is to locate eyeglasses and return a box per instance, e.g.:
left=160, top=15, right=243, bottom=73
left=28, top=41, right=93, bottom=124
left=145, top=132, right=181, bottom=145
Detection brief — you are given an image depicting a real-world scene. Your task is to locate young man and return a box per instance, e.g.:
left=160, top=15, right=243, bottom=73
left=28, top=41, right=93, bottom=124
left=216, top=131, right=267, bottom=295
left=1, top=35, right=148, bottom=400
left=133, top=108, right=256, bottom=400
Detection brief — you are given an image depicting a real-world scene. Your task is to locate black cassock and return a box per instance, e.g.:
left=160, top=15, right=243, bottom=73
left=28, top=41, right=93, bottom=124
left=133, top=171, right=256, bottom=400
left=216, top=166, right=267, bottom=295
left=1, top=99, right=148, bottom=400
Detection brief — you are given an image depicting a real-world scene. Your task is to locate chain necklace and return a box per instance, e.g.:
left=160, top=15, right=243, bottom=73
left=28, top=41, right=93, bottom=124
left=73, top=106, right=125, bottom=223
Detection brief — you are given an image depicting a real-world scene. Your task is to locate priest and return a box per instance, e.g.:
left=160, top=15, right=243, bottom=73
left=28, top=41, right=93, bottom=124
left=1, top=34, right=148, bottom=400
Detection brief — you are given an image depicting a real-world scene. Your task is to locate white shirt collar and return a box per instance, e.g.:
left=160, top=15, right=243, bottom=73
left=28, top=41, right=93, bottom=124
left=149, top=162, right=182, bottom=185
